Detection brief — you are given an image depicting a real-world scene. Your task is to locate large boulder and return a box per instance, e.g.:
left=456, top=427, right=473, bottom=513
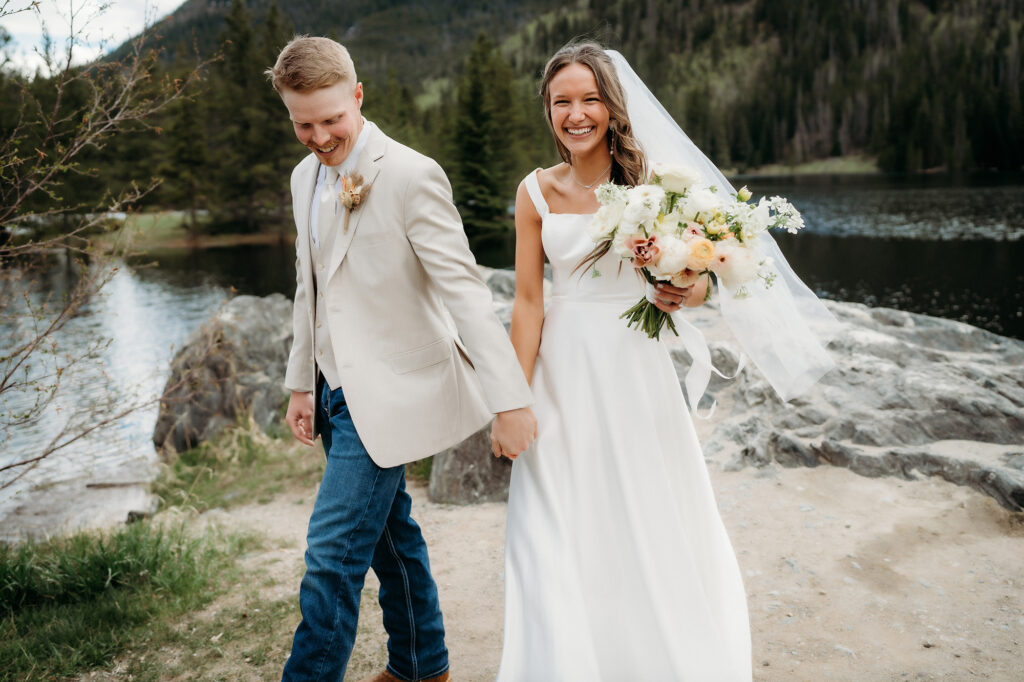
left=428, top=427, right=512, bottom=504
left=691, top=302, right=1024, bottom=511
left=156, top=272, right=1024, bottom=511
left=153, top=294, right=292, bottom=456
left=435, top=275, right=1024, bottom=509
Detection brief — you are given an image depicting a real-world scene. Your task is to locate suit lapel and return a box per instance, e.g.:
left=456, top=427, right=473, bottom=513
left=327, top=125, right=385, bottom=282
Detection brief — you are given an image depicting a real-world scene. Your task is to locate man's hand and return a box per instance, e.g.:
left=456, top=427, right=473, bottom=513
left=286, top=390, right=316, bottom=446
left=490, top=406, right=538, bottom=460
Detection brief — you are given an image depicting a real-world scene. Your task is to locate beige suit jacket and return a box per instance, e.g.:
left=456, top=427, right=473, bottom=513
left=284, top=125, right=532, bottom=466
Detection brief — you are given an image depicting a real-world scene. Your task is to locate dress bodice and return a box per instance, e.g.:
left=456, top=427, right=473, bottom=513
left=523, top=170, right=644, bottom=304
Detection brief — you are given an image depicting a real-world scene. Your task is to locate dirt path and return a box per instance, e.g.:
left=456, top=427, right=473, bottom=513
left=157, top=458, right=1022, bottom=682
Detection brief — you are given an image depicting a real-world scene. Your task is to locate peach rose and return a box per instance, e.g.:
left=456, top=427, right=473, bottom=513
left=624, top=234, right=662, bottom=268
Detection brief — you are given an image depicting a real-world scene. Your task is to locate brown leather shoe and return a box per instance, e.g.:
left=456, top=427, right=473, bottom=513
left=355, top=672, right=401, bottom=682
left=356, top=671, right=450, bottom=682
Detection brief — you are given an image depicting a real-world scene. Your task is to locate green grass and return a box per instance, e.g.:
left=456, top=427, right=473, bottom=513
left=153, top=418, right=324, bottom=513
left=406, top=456, right=433, bottom=482
left=730, top=154, right=880, bottom=177
left=118, top=210, right=194, bottom=250
left=121, top=591, right=301, bottom=681
left=0, top=417, right=326, bottom=680
left=0, top=522, right=256, bottom=681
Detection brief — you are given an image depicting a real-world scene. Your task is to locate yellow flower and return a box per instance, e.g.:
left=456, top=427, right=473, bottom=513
left=688, top=238, right=715, bottom=269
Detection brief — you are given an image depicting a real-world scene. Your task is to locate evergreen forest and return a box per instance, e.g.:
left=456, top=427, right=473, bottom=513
left=2, top=0, right=1021, bottom=261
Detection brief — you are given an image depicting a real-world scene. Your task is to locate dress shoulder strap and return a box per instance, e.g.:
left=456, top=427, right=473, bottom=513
left=522, top=169, right=549, bottom=218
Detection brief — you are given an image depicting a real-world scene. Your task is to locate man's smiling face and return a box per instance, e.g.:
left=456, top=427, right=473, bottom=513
left=282, top=80, right=364, bottom=167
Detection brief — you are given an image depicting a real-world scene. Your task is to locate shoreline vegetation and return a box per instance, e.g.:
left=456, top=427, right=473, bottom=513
left=0, top=420, right=317, bottom=680
left=115, top=157, right=881, bottom=254
left=0, top=418, right=432, bottom=680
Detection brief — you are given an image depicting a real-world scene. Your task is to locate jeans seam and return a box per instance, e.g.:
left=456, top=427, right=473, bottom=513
left=311, top=466, right=384, bottom=681
left=416, top=663, right=450, bottom=680
left=383, top=665, right=412, bottom=682
left=383, top=524, right=418, bottom=680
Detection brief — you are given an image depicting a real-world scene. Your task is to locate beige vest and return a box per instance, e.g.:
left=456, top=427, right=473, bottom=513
left=313, top=201, right=342, bottom=389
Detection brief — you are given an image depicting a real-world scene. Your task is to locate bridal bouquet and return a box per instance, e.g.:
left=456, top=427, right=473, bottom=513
left=589, top=163, right=805, bottom=339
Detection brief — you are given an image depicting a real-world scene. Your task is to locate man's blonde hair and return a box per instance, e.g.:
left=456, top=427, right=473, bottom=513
left=266, top=36, right=357, bottom=93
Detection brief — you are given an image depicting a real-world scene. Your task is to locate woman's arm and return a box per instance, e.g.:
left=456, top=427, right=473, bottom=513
left=509, top=180, right=546, bottom=384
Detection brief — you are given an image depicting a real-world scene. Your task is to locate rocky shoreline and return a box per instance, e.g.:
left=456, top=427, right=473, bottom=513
left=151, top=267, right=1024, bottom=513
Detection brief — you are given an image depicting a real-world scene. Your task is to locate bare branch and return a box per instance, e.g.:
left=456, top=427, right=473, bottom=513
left=0, top=1, right=217, bottom=486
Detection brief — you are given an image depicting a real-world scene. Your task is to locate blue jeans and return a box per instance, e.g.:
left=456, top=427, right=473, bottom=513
left=282, top=381, right=449, bottom=681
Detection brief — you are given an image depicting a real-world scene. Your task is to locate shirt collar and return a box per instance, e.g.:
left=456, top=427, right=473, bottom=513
left=337, top=117, right=373, bottom=176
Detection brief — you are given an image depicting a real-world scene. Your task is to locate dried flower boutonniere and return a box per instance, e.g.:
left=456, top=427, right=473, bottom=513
left=338, top=172, right=372, bottom=233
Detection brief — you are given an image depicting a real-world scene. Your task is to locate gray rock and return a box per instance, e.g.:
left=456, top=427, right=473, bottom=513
left=155, top=282, right=1024, bottom=510
left=429, top=427, right=512, bottom=504
left=699, top=300, right=1024, bottom=510
left=486, top=269, right=517, bottom=300
left=153, top=294, right=292, bottom=456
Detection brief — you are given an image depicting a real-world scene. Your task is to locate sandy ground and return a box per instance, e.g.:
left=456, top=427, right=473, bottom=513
left=190, top=457, right=1023, bottom=682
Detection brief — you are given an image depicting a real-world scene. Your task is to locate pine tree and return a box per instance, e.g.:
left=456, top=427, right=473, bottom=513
left=162, top=95, right=209, bottom=237
left=257, top=0, right=299, bottom=233
left=209, top=0, right=298, bottom=232
left=450, top=34, right=521, bottom=265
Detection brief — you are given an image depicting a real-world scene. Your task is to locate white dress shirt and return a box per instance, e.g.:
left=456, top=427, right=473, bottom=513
left=309, top=118, right=374, bottom=249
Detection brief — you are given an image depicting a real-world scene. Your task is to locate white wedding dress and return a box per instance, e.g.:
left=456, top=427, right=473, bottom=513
left=497, top=171, right=752, bottom=681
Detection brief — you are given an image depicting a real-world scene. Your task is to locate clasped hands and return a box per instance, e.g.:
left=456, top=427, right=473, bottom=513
left=490, top=406, right=537, bottom=460
left=288, top=388, right=538, bottom=460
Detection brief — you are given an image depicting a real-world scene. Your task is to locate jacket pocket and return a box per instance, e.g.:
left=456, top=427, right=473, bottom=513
left=350, top=231, right=398, bottom=249
left=390, top=338, right=452, bottom=375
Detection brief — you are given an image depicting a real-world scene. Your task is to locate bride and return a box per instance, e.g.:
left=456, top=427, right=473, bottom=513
left=496, top=43, right=834, bottom=681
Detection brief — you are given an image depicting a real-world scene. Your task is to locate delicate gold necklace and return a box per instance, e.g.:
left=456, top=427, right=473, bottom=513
left=570, top=162, right=612, bottom=189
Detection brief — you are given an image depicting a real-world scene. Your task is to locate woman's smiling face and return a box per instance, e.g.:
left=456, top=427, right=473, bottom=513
left=547, top=62, right=610, bottom=159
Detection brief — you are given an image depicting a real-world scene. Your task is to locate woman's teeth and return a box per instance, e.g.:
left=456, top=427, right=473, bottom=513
left=567, top=127, right=594, bottom=136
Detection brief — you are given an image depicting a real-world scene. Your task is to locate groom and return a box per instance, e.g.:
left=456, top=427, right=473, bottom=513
left=268, top=37, right=536, bottom=682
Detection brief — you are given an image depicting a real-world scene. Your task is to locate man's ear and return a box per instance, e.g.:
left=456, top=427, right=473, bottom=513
left=354, top=82, right=364, bottom=109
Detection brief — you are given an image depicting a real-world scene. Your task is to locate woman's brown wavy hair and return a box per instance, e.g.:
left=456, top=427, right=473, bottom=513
left=539, top=42, right=647, bottom=188
left=540, top=43, right=648, bottom=275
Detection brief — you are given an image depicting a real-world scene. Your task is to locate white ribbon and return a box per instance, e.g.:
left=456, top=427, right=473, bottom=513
left=642, top=280, right=746, bottom=418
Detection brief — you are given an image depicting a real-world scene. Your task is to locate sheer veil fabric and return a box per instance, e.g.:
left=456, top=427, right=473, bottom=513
left=606, top=50, right=837, bottom=403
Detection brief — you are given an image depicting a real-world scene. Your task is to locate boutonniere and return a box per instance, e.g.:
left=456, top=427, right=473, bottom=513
left=338, top=172, right=372, bottom=233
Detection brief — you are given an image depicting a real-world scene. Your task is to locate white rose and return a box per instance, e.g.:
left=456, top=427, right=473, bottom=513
left=709, top=241, right=759, bottom=289
left=590, top=202, right=624, bottom=242
left=649, top=213, right=678, bottom=238
left=652, top=163, right=703, bottom=193
left=621, top=184, right=665, bottom=228
left=677, top=199, right=698, bottom=223
left=687, top=186, right=720, bottom=216
left=648, top=235, right=691, bottom=279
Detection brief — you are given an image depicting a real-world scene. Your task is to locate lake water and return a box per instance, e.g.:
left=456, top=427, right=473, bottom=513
left=1, top=174, right=1022, bottom=539
left=754, top=173, right=1024, bottom=339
